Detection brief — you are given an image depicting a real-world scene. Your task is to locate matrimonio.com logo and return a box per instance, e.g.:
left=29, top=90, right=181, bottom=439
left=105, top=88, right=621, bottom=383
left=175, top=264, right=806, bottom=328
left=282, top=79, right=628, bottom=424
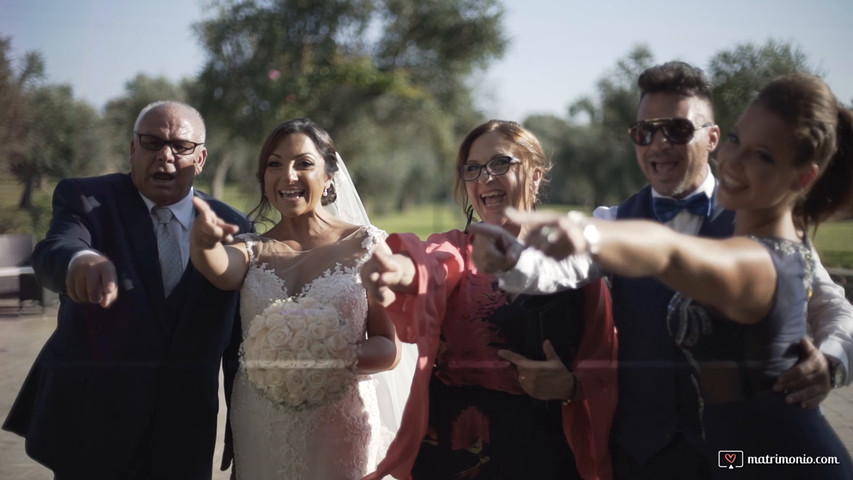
left=718, top=450, right=744, bottom=469
left=718, top=449, right=842, bottom=469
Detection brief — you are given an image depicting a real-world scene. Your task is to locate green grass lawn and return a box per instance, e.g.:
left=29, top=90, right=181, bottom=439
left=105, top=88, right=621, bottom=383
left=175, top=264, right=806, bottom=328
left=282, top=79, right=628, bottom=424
left=0, top=177, right=29, bottom=206
left=812, top=221, right=853, bottom=270
left=3, top=177, right=851, bottom=269
left=371, top=203, right=467, bottom=239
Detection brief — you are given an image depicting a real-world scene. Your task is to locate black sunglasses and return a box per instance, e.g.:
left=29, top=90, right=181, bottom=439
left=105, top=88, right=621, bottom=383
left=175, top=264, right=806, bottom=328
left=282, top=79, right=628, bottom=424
left=458, top=155, right=521, bottom=182
left=627, top=118, right=713, bottom=146
left=135, top=132, right=204, bottom=155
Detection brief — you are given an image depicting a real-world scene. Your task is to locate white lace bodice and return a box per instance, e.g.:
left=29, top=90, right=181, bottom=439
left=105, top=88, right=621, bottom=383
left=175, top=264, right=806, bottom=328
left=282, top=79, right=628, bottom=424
left=230, top=225, right=392, bottom=480
left=239, top=230, right=380, bottom=344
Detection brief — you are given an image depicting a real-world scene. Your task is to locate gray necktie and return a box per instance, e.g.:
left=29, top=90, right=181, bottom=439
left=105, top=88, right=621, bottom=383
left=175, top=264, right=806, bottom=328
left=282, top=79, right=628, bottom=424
left=153, top=206, right=183, bottom=296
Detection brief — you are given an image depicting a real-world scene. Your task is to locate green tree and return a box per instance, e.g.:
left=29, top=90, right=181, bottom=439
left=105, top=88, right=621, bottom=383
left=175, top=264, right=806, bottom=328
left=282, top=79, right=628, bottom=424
left=10, top=84, right=104, bottom=208
left=522, top=114, right=578, bottom=204
left=0, top=37, right=104, bottom=209
left=526, top=41, right=821, bottom=208
left=192, top=0, right=506, bottom=207
left=543, top=45, right=654, bottom=206
left=0, top=37, right=44, bottom=193
left=708, top=39, right=820, bottom=136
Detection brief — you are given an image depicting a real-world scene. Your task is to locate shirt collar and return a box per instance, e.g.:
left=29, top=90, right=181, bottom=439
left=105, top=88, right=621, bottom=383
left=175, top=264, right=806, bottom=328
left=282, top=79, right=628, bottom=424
left=139, top=188, right=195, bottom=229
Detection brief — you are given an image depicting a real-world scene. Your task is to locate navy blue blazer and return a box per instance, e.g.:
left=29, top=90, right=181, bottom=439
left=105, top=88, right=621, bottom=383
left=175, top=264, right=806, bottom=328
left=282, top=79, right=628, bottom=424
left=2, top=173, right=252, bottom=479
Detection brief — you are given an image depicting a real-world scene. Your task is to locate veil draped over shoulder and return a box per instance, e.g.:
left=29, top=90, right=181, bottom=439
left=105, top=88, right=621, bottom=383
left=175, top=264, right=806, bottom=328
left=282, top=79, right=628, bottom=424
left=325, top=153, right=371, bottom=226
left=329, top=153, right=419, bottom=462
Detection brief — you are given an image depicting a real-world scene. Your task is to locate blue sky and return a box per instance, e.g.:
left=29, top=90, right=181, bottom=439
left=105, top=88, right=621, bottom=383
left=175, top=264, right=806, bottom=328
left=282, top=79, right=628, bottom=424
left=2, top=0, right=852, bottom=121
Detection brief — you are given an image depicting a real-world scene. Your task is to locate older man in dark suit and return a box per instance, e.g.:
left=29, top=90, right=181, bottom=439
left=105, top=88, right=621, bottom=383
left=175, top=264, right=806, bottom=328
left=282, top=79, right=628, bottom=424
left=3, top=101, right=252, bottom=479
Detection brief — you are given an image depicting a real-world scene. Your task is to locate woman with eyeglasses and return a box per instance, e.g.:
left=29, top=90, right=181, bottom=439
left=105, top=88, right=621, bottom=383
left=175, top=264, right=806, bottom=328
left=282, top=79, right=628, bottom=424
left=360, top=120, right=618, bottom=480
left=504, top=75, right=853, bottom=479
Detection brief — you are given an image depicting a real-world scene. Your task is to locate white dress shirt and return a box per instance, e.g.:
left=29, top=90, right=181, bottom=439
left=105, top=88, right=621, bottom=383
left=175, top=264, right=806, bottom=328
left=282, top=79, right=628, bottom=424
left=139, top=189, right=195, bottom=270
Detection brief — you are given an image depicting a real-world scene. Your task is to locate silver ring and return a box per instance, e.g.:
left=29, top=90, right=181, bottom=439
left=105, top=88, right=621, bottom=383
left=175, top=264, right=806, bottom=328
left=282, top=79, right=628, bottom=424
left=540, top=225, right=559, bottom=245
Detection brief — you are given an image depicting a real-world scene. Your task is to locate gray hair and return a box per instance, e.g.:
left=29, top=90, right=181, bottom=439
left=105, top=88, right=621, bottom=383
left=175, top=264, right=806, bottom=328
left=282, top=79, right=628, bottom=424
left=132, top=101, right=206, bottom=142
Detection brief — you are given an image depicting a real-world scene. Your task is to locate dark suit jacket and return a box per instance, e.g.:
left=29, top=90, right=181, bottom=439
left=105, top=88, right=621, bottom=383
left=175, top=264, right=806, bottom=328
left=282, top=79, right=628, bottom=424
left=610, top=184, right=735, bottom=464
left=2, top=173, right=252, bottom=479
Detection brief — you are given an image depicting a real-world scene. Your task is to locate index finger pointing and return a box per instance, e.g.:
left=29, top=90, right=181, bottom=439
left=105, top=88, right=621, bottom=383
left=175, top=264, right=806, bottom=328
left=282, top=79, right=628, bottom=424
left=192, top=196, right=216, bottom=218
left=469, top=222, right=507, bottom=241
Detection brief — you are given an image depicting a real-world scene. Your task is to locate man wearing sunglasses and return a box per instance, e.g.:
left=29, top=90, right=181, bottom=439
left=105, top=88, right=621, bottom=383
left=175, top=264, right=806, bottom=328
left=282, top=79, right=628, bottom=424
left=471, top=61, right=853, bottom=480
left=3, top=101, right=253, bottom=479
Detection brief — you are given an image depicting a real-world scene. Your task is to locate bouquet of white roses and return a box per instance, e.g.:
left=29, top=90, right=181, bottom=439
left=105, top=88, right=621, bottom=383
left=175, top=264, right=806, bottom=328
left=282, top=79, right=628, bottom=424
left=241, top=296, right=358, bottom=409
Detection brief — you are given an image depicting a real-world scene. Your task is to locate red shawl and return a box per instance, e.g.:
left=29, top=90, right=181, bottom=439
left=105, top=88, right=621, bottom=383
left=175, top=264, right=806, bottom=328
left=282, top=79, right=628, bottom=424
left=363, top=232, right=618, bottom=480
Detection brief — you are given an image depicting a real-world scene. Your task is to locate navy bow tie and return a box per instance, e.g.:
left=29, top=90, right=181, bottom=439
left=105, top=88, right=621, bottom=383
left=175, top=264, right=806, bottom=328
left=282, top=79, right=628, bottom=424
left=652, top=193, right=712, bottom=222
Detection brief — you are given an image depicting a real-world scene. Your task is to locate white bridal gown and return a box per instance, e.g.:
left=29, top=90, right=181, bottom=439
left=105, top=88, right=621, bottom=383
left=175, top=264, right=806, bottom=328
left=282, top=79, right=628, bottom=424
left=230, top=226, right=412, bottom=479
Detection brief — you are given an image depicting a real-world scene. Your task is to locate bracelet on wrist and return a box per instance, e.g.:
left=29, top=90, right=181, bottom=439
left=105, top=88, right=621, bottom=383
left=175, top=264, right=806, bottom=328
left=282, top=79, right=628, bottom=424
left=566, top=211, right=601, bottom=256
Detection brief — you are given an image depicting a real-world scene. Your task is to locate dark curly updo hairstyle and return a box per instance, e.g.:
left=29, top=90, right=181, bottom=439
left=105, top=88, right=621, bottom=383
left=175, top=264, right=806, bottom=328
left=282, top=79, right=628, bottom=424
left=752, top=74, right=853, bottom=229
left=248, top=118, right=339, bottom=225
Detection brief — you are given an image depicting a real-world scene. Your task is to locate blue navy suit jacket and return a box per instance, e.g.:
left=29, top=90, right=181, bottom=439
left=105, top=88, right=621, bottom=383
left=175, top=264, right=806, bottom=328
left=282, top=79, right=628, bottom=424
left=3, top=173, right=252, bottom=479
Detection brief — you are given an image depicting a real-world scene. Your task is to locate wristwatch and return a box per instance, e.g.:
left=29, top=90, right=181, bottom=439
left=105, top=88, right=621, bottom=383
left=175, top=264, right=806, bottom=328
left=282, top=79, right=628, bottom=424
left=830, top=359, right=846, bottom=389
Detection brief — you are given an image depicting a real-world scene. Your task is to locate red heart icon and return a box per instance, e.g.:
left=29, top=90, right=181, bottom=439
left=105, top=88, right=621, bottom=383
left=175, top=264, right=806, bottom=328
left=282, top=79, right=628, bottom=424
left=725, top=453, right=737, bottom=464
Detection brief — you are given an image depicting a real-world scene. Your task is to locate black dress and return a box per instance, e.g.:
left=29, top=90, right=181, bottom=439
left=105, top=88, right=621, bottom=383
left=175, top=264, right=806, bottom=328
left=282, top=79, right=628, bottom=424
left=668, top=237, right=853, bottom=479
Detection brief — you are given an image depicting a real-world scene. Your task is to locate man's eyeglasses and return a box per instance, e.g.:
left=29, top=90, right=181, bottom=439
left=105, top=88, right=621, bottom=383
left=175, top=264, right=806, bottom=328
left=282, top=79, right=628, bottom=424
left=627, top=118, right=713, bottom=146
left=458, top=155, right=521, bottom=182
left=135, top=132, right=204, bottom=155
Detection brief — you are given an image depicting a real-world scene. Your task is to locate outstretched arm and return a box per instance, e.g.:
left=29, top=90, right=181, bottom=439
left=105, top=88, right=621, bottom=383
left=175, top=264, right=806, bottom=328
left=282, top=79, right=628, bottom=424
left=470, top=222, right=526, bottom=274
left=508, top=208, right=778, bottom=325
left=359, top=241, right=417, bottom=307
left=470, top=222, right=597, bottom=294
left=190, top=197, right=248, bottom=291
left=32, top=178, right=119, bottom=307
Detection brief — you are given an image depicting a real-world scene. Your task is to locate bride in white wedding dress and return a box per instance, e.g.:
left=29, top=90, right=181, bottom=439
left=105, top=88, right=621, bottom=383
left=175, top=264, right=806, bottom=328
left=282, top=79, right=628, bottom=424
left=190, top=119, right=415, bottom=479
left=232, top=224, right=390, bottom=478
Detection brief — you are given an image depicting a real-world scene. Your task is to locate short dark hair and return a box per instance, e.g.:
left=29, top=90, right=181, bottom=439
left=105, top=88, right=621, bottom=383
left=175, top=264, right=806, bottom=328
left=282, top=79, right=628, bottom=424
left=638, top=61, right=714, bottom=106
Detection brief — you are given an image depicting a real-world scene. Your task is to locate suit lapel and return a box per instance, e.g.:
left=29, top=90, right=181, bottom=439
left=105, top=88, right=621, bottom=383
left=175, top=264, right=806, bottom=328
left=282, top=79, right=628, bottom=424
left=118, top=174, right=173, bottom=339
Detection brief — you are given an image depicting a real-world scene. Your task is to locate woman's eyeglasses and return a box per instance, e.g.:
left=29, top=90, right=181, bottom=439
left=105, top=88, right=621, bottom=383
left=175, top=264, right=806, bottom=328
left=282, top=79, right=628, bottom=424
left=627, top=118, right=713, bottom=146
left=458, top=155, right=521, bottom=182
left=135, top=132, right=204, bottom=155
